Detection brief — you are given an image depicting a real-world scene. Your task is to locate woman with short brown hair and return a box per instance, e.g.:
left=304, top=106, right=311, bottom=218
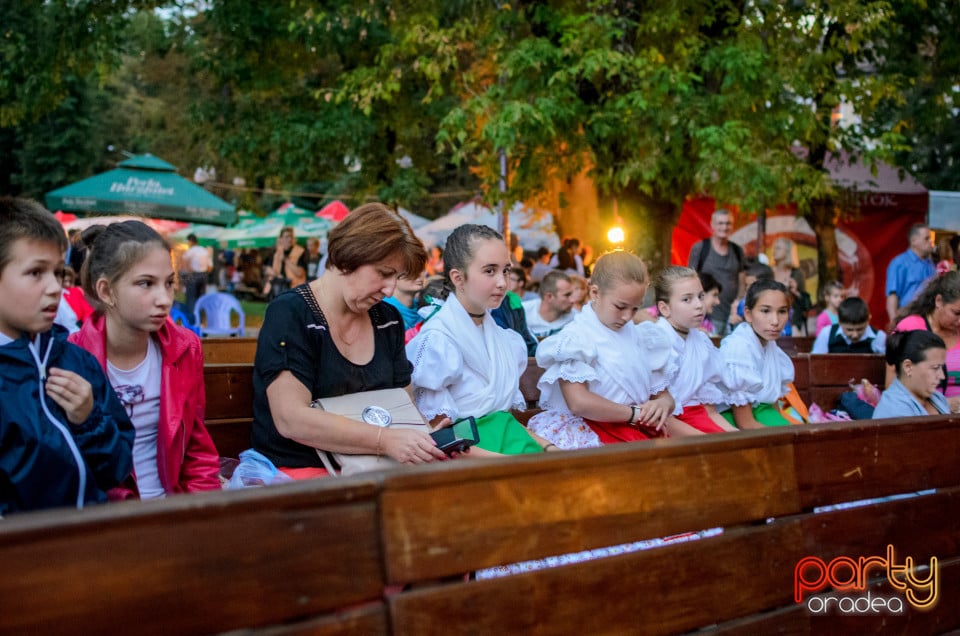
left=252, top=203, right=443, bottom=478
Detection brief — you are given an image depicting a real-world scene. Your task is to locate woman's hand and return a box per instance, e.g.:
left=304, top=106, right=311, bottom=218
left=381, top=427, right=448, bottom=464
left=45, top=368, right=94, bottom=425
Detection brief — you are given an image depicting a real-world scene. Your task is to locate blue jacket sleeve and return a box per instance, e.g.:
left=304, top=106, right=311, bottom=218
left=70, top=353, right=135, bottom=491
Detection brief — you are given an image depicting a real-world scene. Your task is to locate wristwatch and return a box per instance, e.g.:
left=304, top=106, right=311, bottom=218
left=361, top=405, right=392, bottom=427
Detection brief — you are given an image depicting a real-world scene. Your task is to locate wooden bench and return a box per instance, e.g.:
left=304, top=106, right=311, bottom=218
left=3, top=417, right=958, bottom=633
left=201, top=336, right=258, bottom=364
left=0, top=477, right=386, bottom=635
left=204, top=363, right=254, bottom=459
left=806, top=353, right=887, bottom=409
left=380, top=416, right=960, bottom=633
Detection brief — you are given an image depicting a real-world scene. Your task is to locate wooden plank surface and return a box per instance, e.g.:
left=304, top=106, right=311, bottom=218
left=207, top=417, right=253, bottom=459
left=779, top=336, right=815, bottom=356
left=709, top=558, right=960, bottom=635
left=793, top=354, right=811, bottom=404
left=241, top=604, right=388, bottom=636
left=0, top=480, right=382, bottom=636
left=202, top=336, right=259, bottom=364
left=800, top=487, right=960, bottom=566
left=389, top=521, right=807, bottom=636
left=381, top=431, right=800, bottom=583
left=807, top=354, right=885, bottom=388
left=792, top=417, right=960, bottom=508
left=205, top=363, right=255, bottom=421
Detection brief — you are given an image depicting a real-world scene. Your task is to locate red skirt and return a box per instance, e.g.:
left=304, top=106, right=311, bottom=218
left=584, top=419, right=663, bottom=444
left=279, top=466, right=330, bottom=480
left=676, top=404, right=727, bottom=434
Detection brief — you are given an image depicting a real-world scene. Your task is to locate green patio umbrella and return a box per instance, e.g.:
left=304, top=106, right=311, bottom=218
left=167, top=210, right=258, bottom=247
left=216, top=203, right=333, bottom=248
left=45, top=154, right=237, bottom=226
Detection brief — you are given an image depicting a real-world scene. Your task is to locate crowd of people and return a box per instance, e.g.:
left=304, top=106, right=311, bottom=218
left=1, top=195, right=956, bottom=517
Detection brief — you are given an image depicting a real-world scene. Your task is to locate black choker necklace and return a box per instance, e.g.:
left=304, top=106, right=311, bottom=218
left=467, top=310, right=486, bottom=319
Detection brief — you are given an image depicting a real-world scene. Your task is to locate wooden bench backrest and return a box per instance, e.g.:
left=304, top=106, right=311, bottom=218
left=777, top=335, right=815, bottom=355
left=204, top=362, right=255, bottom=459
left=202, top=336, right=259, bottom=364
left=2, top=419, right=958, bottom=633
left=0, top=479, right=386, bottom=635
left=807, top=353, right=887, bottom=410
left=380, top=417, right=960, bottom=634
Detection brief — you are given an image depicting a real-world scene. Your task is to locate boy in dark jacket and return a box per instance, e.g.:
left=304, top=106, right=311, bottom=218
left=0, top=197, right=134, bottom=515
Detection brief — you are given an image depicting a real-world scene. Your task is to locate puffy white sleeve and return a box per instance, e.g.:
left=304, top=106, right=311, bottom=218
left=719, top=334, right=764, bottom=406
left=691, top=331, right=726, bottom=406
left=535, top=328, right=600, bottom=412
left=406, top=330, right=464, bottom=421
left=636, top=322, right=678, bottom=397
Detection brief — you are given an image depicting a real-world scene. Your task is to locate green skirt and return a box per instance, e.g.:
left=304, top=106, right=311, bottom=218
left=721, top=403, right=791, bottom=428
left=476, top=411, right=543, bottom=455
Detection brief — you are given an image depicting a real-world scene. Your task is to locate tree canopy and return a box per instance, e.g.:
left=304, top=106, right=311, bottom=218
left=2, top=0, right=959, bottom=273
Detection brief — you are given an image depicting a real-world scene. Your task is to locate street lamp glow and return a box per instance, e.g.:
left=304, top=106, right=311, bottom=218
left=607, top=226, right=625, bottom=244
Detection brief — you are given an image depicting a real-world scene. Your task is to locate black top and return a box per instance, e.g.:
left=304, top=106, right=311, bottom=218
left=279, top=247, right=309, bottom=281
left=251, top=284, right=412, bottom=467
left=826, top=324, right=875, bottom=354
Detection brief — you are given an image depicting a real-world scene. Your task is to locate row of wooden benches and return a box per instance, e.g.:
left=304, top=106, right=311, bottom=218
left=2, top=415, right=957, bottom=634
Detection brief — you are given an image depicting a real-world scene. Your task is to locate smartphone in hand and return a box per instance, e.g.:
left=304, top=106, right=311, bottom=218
left=430, top=416, right=480, bottom=455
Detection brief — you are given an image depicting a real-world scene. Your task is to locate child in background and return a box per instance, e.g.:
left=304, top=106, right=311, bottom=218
left=528, top=252, right=696, bottom=450
left=384, top=269, right=428, bottom=331
left=729, top=263, right=774, bottom=332
left=407, top=224, right=554, bottom=455
left=642, top=270, right=722, bottom=334
left=568, top=274, right=589, bottom=312
left=698, top=271, right=722, bottom=335
left=71, top=221, right=220, bottom=498
left=815, top=280, right=844, bottom=336
left=0, top=197, right=134, bottom=514
left=645, top=266, right=737, bottom=433
left=491, top=266, right=538, bottom=357
left=811, top=297, right=886, bottom=354
left=719, top=279, right=800, bottom=428
left=62, top=266, right=95, bottom=325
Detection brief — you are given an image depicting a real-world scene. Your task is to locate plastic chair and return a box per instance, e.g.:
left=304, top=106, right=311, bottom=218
left=194, top=292, right=245, bottom=337
left=169, top=306, right=202, bottom=336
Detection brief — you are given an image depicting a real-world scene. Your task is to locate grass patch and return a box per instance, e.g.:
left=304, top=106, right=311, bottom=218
left=240, top=299, right=268, bottom=328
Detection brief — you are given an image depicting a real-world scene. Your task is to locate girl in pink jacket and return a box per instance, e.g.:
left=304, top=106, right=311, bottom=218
left=70, top=221, right=220, bottom=498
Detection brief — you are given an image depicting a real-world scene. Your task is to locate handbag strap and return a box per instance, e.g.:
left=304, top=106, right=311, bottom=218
left=316, top=449, right=341, bottom=477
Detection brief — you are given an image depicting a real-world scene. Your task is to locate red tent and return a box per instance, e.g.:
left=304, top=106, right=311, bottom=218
left=671, top=155, right=928, bottom=324
left=316, top=200, right=350, bottom=223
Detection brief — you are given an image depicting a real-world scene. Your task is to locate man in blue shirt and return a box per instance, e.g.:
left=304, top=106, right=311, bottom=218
left=886, top=223, right=935, bottom=328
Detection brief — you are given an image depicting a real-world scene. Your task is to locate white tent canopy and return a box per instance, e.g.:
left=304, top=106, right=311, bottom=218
left=397, top=207, right=431, bottom=230
left=415, top=201, right=560, bottom=251
left=929, top=191, right=960, bottom=232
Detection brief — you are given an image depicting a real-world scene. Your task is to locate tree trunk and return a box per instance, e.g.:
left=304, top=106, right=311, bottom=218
left=617, top=186, right=680, bottom=271
left=805, top=198, right=840, bottom=299
left=549, top=171, right=600, bottom=251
